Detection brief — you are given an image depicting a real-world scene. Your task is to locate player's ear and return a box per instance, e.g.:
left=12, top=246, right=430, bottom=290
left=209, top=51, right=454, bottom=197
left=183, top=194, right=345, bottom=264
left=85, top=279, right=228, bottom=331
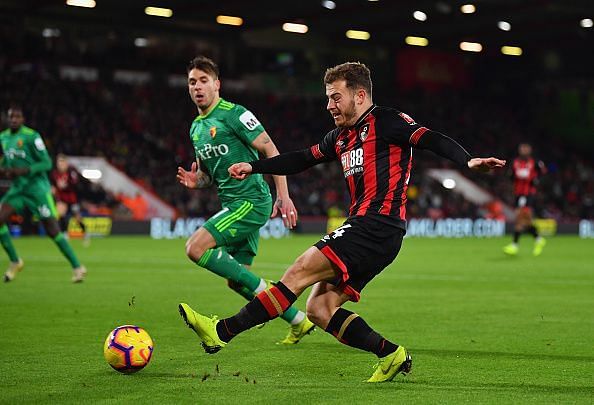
left=355, top=88, right=366, bottom=105
left=214, top=79, right=221, bottom=92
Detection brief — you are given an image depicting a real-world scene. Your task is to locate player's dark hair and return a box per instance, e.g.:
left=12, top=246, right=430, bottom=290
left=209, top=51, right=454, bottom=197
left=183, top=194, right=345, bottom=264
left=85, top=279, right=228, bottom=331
left=324, top=62, right=372, bottom=98
left=7, top=104, right=23, bottom=114
left=187, top=56, right=219, bottom=79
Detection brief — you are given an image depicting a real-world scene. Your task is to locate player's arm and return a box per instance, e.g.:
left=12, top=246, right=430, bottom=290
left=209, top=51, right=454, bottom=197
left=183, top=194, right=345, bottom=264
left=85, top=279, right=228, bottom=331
left=7, top=133, right=52, bottom=178
left=385, top=112, right=505, bottom=172
left=176, top=159, right=212, bottom=189
left=413, top=130, right=505, bottom=172
left=249, top=131, right=299, bottom=227
left=229, top=142, right=335, bottom=179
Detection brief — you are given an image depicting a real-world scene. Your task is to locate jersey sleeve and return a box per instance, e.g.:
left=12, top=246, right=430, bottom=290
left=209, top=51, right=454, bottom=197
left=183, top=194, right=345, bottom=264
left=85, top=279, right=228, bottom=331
left=29, top=133, right=53, bottom=175
left=310, top=129, right=339, bottom=162
left=229, top=105, right=266, bottom=145
left=380, top=110, right=430, bottom=147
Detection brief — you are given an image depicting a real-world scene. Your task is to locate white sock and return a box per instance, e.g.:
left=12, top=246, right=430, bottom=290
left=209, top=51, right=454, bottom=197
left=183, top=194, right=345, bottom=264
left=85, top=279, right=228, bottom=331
left=290, top=311, right=306, bottom=325
left=254, top=279, right=267, bottom=293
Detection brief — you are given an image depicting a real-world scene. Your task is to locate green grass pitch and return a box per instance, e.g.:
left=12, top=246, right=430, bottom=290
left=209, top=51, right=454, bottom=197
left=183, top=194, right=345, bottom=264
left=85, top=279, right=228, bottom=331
left=0, top=235, right=593, bottom=404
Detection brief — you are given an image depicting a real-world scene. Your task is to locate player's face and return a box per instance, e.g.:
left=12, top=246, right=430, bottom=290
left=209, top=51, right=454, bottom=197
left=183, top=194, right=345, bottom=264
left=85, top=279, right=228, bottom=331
left=326, top=80, right=358, bottom=128
left=7, top=109, right=24, bottom=131
left=519, top=144, right=532, bottom=157
left=57, top=157, right=68, bottom=172
left=188, top=69, right=220, bottom=112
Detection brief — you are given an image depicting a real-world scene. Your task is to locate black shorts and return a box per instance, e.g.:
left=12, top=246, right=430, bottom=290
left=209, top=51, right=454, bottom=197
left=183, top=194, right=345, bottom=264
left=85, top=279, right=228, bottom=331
left=314, top=215, right=405, bottom=302
left=515, top=195, right=535, bottom=209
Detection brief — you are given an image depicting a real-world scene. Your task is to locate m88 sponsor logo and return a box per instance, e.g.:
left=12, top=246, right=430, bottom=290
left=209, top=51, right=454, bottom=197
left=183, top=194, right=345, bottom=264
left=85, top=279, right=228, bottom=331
left=340, top=147, right=364, bottom=178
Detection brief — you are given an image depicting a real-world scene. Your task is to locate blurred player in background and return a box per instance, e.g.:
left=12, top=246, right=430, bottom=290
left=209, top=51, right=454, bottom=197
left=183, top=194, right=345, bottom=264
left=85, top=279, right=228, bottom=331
left=179, top=62, right=506, bottom=382
left=50, top=154, right=90, bottom=246
left=0, top=106, right=87, bottom=282
left=503, top=143, right=547, bottom=256
left=176, top=56, right=314, bottom=344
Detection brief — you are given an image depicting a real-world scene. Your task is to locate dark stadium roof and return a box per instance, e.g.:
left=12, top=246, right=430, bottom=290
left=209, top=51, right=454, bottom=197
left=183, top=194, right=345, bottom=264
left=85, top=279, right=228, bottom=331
left=1, top=0, right=593, bottom=53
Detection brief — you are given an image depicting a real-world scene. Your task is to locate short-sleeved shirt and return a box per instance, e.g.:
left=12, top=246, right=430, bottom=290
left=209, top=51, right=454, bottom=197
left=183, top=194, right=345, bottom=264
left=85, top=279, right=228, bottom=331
left=189, top=98, right=271, bottom=205
left=0, top=125, right=52, bottom=193
left=311, top=105, right=431, bottom=228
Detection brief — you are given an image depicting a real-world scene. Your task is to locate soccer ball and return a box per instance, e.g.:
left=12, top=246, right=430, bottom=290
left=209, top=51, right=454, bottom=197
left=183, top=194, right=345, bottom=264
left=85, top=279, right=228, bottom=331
left=103, top=325, right=154, bottom=373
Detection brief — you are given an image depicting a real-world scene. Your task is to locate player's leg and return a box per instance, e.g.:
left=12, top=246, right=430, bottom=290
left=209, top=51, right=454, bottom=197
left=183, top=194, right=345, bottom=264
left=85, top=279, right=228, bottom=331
left=229, top=230, right=312, bottom=334
left=185, top=226, right=265, bottom=293
left=306, top=281, right=410, bottom=382
left=179, top=246, right=336, bottom=352
left=504, top=200, right=524, bottom=255
left=524, top=203, right=546, bottom=255
left=0, top=198, right=24, bottom=282
left=34, top=191, right=86, bottom=282
left=56, top=200, right=69, bottom=232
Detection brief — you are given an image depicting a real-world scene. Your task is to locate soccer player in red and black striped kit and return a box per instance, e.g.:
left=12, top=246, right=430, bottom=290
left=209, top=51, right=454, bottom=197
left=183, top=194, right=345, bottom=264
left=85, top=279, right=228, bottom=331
left=178, top=62, right=506, bottom=382
left=50, top=154, right=89, bottom=245
left=503, top=143, right=547, bottom=256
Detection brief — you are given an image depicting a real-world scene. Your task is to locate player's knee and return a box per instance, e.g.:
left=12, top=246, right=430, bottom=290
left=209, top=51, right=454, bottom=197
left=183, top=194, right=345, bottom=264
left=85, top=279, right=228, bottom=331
left=305, top=300, right=333, bottom=329
left=185, top=241, right=206, bottom=262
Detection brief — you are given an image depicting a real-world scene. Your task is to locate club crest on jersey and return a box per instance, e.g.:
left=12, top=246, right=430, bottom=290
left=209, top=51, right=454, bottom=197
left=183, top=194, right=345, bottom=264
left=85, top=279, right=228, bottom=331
left=17, top=139, right=23, bottom=148
left=399, top=112, right=417, bottom=125
left=210, top=126, right=217, bottom=138
left=359, top=123, right=370, bottom=141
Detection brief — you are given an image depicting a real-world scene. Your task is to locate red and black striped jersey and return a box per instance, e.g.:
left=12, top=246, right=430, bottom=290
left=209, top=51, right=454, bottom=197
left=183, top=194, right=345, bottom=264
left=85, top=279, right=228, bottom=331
left=512, top=157, right=545, bottom=196
left=310, top=105, right=430, bottom=226
left=50, top=167, right=80, bottom=204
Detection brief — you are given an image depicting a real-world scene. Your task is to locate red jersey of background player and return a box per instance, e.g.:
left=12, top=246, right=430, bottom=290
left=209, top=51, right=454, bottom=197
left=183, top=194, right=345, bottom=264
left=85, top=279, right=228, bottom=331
left=512, top=154, right=545, bottom=196
left=50, top=165, right=80, bottom=205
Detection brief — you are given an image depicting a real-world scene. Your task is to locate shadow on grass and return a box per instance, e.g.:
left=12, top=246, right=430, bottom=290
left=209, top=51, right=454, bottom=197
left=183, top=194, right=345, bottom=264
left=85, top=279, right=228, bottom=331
left=413, top=348, right=594, bottom=363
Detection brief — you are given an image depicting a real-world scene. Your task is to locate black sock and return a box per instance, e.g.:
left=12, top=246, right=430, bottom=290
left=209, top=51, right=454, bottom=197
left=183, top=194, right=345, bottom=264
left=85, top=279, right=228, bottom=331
left=216, top=281, right=297, bottom=343
left=513, top=231, right=520, bottom=243
left=325, top=308, right=398, bottom=358
left=526, top=225, right=538, bottom=238
left=78, top=219, right=86, bottom=233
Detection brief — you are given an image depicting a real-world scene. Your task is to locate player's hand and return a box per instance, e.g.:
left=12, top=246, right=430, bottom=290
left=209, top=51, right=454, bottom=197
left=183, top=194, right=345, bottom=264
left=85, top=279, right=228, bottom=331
left=467, top=157, right=506, bottom=173
left=177, top=162, right=199, bottom=189
left=272, top=196, right=298, bottom=229
left=228, top=163, right=253, bottom=180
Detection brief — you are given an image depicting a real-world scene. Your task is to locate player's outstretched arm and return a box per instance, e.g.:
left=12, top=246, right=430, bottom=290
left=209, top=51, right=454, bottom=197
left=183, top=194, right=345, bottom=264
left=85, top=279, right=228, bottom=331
left=250, top=131, right=297, bottom=228
left=415, top=130, right=505, bottom=171
left=176, top=161, right=212, bottom=189
left=229, top=148, right=322, bottom=180
left=467, top=157, right=506, bottom=172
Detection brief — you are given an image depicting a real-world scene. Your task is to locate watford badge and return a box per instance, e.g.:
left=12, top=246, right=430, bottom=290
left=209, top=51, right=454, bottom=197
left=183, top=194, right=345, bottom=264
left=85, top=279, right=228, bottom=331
left=359, top=123, right=370, bottom=141
left=210, top=126, right=217, bottom=138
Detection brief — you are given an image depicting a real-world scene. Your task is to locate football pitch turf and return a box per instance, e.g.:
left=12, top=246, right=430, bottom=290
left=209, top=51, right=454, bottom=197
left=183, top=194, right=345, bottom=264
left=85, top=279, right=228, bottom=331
left=1, top=235, right=593, bottom=404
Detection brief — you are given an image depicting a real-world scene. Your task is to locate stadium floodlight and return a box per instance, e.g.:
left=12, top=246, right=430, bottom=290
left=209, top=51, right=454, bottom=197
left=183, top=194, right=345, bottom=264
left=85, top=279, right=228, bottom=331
left=82, top=169, right=102, bottom=181
left=460, top=4, right=476, bottom=14
left=65, top=0, right=96, bottom=8
left=346, top=30, right=371, bottom=40
left=442, top=178, right=456, bottom=189
left=405, top=36, right=429, bottom=46
left=460, top=41, right=482, bottom=52
left=144, top=7, right=173, bottom=18
left=322, top=0, right=336, bottom=10
left=216, top=15, right=243, bottom=26
left=42, top=28, right=60, bottom=38
left=282, top=23, right=308, bottom=34
left=580, top=18, right=593, bottom=28
left=134, top=38, right=148, bottom=47
left=501, top=46, right=523, bottom=56
left=413, top=11, right=427, bottom=21
left=498, top=21, right=511, bottom=31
